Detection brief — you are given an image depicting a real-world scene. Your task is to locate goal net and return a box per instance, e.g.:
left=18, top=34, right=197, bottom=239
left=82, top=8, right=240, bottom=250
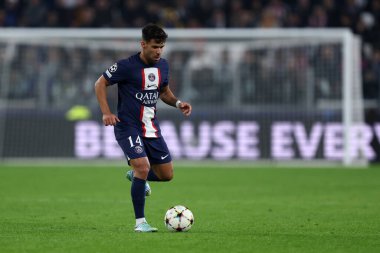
left=0, top=28, right=369, bottom=166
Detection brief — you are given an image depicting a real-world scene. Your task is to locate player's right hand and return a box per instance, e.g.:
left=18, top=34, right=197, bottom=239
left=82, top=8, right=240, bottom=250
left=102, top=113, right=120, bottom=126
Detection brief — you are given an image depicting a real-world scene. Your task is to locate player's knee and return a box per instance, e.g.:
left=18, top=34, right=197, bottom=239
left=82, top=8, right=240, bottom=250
left=134, top=166, right=150, bottom=179
left=131, top=160, right=150, bottom=179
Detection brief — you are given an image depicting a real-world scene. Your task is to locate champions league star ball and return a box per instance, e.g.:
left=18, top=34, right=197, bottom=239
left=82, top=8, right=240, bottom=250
left=164, top=205, right=194, bottom=232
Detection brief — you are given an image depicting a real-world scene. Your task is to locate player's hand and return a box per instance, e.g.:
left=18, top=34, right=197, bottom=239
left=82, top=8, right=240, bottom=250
left=102, top=113, right=120, bottom=126
left=178, top=102, right=192, bottom=116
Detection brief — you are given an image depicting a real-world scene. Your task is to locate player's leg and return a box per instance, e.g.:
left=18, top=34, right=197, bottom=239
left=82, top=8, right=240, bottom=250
left=126, top=160, right=151, bottom=196
left=128, top=157, right=157, bottom=232
left=142, top=136, right=174, bottom=182
left=128, top=167, right=161, bottom=183
left=129, top=157, right=149, bottom=223
left=150, top=162, right=173, bottom=181
left=126, top=161, right=172, bottom=182
left=115, top=133, right=157, bottom=232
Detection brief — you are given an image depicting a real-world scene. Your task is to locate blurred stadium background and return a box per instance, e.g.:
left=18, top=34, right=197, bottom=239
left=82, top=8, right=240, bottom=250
left=0, top=0, right=380, bottom=165
left=2, top=3, right=380, bottom=253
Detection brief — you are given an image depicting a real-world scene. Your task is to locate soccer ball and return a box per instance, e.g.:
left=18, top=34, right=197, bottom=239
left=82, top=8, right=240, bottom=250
left=164, top=205, right=194, bottom=232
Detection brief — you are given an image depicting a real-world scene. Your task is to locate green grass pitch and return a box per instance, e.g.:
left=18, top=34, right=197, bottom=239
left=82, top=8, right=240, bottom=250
left=1, top=163, right=380, bottom=253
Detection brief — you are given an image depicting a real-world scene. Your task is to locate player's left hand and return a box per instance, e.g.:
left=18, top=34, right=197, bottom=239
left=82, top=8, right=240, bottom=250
left=178, top=102, right=192, bottom=116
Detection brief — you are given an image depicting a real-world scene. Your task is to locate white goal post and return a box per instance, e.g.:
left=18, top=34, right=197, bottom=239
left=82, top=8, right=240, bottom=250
left=0, top=28, right=366, bottom=166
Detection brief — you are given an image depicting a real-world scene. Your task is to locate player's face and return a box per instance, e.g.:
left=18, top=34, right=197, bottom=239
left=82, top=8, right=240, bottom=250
left=141, top=39, right=165, bottom=65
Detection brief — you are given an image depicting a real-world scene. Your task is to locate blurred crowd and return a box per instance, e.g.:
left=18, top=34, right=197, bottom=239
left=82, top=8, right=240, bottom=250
left=0, top=36, right=350, bottom=109
left=1, top=0, right=380, bottom=105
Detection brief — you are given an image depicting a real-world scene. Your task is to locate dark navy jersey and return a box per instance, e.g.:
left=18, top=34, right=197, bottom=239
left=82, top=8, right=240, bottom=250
left=103, top=52, right=169, bottom=138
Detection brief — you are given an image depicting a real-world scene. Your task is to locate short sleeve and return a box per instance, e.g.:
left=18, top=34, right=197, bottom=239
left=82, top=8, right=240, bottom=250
left=102, top=61, right=127, bottom=85
left=161, top=60, right=170, bottom=87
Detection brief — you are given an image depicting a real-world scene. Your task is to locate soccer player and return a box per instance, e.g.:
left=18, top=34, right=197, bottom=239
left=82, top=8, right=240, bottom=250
left=94, top=24, right=192, bottom=232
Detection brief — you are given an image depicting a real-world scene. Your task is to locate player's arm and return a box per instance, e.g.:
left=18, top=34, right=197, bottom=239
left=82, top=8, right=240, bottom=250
left=160, top=86, right=192, bottom=116
left=94, top=75, right=120, bottom=126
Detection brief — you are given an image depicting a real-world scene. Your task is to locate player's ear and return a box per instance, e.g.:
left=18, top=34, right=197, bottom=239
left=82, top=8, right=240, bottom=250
left=141, top=40, right=146, bottom=49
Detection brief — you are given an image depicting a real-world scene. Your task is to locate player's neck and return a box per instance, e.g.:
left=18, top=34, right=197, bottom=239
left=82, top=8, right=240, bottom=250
left=139, top=52, right=150, bottom=65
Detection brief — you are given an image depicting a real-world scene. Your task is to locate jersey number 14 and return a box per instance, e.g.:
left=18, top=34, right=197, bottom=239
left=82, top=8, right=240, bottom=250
left=128, top=136, right=142, bottom=147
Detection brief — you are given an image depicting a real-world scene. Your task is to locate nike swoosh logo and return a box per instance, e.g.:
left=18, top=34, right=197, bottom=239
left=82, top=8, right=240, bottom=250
left=161, top=154, right=169, bottom=160
left=147, top=84, right=156, bottom=88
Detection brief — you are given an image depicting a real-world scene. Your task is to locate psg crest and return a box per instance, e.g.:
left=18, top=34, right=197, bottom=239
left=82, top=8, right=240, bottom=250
left=134, top=146, right=143, bottom=154
left=148, top=73, right=156, bottom=82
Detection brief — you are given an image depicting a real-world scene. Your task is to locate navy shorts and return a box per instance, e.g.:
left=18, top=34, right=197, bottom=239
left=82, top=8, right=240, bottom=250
left=116, top=134, right=172, bottom=165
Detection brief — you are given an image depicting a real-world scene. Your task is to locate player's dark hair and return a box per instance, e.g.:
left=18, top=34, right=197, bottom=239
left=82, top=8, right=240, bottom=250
left=142, top=24, right=168, bottom=43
